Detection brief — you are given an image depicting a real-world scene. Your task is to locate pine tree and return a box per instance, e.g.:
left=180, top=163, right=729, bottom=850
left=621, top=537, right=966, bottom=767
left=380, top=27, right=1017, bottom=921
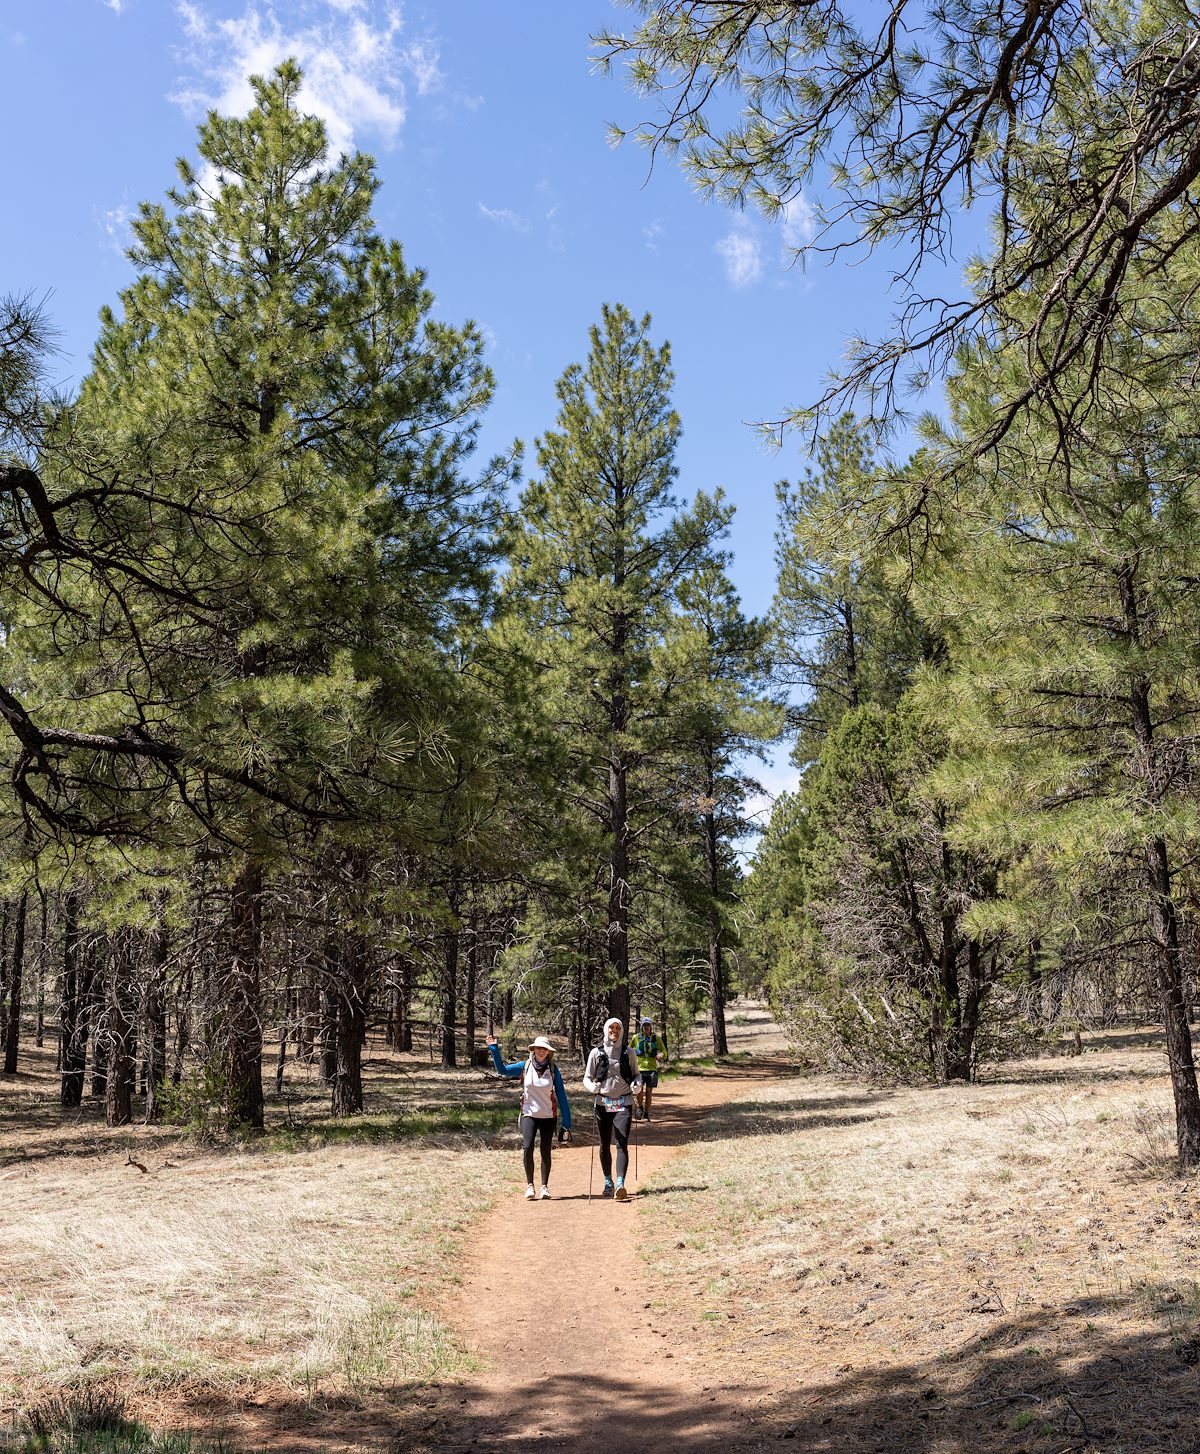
left=505, top=304, right=729, bottom=1027
left=910, top=316, right=1200, bottom=1159
left=16, top=63, right=507, bottom=1124
left=665, top=556, right=780, bottom=1053
left=773, top=416, right=937, bottom=762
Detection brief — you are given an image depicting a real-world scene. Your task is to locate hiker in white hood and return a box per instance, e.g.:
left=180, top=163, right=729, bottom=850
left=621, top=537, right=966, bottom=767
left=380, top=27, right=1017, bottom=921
left=583, top=1016, right=641, bottom=1201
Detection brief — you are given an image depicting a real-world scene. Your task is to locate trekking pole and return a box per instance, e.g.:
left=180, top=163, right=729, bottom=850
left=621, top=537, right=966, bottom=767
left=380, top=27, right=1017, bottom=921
left=589, top=1104, right=596, bottom=1201
left=633, top=1097, right=638, bottom=1183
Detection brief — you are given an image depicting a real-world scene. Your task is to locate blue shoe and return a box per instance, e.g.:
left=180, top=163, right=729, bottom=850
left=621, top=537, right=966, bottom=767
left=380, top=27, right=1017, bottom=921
left=602, top=1179, right=615, bottom=1198
left=615, top=1178, right=628, bottom=1202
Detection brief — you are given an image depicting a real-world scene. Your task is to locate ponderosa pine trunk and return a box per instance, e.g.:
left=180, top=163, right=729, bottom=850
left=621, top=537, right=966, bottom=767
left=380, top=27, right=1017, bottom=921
left=3, top=890, right=26, bottom=1075
left=935, top=840, right=978, bottom=1084
left=332, top=928, right=368, bottom=1115
left=1146, top=834, right=1200, bottom=1165
left=225, top=856, right=264, bottom=1128
left=34, top=894, right=46, bottom=1049
left=1121, top=562, right=1200, bottom=1165
left=464, top=903, right=477, bottom=1063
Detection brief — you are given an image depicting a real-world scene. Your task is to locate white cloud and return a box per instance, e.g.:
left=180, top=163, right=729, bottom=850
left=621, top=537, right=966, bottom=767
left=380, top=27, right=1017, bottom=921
left=545, top=203, right=566, bottom=253
left=780, top=194, right=817, bottom=250
left=643, top=219, right=663, bottom=252
left=98, top=203, right=134, bottom=256
left=403, top=37, right=441, bottom=97
left=104, top=0, right=126, bottom=14
left=171, top=2, right=439, bottom=158
left=715, top=224, right=763, bottom=288
left=478, top=202, right=530, bottom=233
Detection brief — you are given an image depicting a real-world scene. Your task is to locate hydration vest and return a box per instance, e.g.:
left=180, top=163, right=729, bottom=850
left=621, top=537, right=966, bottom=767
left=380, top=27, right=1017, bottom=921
left=635, top=1033, right=662, bottom=1061
left=591, top=1045, right=634, bottom=1088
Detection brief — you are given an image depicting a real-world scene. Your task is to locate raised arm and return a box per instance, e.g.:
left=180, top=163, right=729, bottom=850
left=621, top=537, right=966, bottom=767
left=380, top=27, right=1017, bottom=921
left=487, top=1037, right=524, bottom=1078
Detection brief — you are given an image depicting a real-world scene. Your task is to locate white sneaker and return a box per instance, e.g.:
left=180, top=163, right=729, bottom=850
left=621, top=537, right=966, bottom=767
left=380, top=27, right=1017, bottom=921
left=540, top=1185, right=551, bottom=1200
left=525, top=1183, right=536, bottom=1200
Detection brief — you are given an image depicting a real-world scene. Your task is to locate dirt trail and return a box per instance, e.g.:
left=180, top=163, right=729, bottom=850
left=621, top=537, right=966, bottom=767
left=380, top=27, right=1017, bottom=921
left=427, top=1015, right=795, bottom=1454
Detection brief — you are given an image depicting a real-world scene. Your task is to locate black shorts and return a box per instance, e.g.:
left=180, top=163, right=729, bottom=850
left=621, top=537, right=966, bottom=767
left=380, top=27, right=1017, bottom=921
left=640, top=1070, right=659, bottom=1089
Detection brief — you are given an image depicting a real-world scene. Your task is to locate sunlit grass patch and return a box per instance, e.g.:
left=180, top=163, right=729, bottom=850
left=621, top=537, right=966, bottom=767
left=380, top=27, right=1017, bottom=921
left=638, top=1044, right=1195, bottom=1393
left=262, top=1103, right=514, bottom=1152
left=1, top=1140, right=501, bottom=1406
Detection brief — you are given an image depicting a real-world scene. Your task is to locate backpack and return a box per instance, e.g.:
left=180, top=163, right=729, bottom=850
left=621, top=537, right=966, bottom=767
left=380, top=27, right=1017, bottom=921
left=591, top=1044, right=634, bottom=1088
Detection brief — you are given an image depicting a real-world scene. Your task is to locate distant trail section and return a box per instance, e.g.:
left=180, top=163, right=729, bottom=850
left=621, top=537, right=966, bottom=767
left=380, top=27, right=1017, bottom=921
left=426, top=1005, right=796, bottom=1454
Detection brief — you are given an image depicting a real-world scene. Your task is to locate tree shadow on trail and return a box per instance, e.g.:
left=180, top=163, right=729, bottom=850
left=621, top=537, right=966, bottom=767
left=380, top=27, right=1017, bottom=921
left=401, top=1310, right=1200, bottom=1454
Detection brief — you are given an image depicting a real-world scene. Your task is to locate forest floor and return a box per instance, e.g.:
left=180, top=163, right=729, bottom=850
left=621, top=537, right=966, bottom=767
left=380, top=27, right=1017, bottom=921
left=2, top=1008, right=1199, bottom=1453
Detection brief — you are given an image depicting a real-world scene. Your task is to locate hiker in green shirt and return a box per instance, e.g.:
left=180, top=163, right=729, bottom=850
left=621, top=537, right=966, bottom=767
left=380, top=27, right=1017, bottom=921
left=633, top=1015, right=667, bottom=1122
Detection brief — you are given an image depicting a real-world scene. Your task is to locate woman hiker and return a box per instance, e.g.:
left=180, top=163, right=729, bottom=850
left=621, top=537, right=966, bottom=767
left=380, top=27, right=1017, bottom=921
left=583, top=1016, right=642, bottom=1201
left=486, top=1033, right=572, bottom=1201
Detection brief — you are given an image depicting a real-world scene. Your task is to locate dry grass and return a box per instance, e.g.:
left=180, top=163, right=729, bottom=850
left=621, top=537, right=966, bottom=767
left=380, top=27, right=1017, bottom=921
left=8, top=1011, right=1200, bottom=1453
left=638, top=1027, right=1200, bottom=1452
left=0, top=1041, right=529, bottom=1443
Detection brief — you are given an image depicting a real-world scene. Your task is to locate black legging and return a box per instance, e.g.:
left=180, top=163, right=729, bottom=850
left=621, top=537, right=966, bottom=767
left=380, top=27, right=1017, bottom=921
left=521, top=1114, right=557, bottom=1186
left=595, top=1104, right=631, bottom=1180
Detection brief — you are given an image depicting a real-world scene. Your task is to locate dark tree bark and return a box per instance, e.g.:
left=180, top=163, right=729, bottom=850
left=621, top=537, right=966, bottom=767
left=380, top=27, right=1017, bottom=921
left=0, top=902, right=10, bottom=1056
left=1146, top=834, right=1200, bottom=1165
left=397, top=955, right=413, bottom=1052
left=463, top=901, right=477, bottom=1064
left=3, top=891, right=27, bottom=1075
left=224, top=855, right=264, bottom=1128
left=34, top=893, right=47, bottom=1049
left=332, top=929, right=369, bottom=1116
left=1121, top=560, right=1200, bottom=1165
left=440, top=872, right=461, bottom=1069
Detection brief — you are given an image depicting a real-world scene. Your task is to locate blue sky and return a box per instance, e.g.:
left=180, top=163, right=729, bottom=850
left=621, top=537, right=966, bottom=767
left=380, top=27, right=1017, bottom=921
left=3, top=0, right=976, bottom=813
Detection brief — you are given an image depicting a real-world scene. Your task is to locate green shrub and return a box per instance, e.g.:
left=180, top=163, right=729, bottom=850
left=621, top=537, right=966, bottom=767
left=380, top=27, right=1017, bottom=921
left=153, top=1066, right=228, bottom=1137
